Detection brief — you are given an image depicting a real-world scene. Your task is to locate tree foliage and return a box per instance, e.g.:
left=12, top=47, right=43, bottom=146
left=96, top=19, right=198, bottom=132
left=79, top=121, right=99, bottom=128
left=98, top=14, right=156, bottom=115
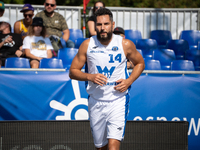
left=2, top=0, right=200, bottom=8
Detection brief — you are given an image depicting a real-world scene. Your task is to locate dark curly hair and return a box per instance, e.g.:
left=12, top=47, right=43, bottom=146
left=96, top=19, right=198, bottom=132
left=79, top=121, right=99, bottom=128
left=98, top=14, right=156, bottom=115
left=95, top=8, right=113, bottom=22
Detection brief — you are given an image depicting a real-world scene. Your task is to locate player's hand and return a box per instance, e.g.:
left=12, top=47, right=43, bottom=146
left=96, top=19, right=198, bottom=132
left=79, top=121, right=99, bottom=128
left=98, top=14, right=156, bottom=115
left=114, top=79, right=130, bottom=92
left=91, top=73, right=108, bottom=86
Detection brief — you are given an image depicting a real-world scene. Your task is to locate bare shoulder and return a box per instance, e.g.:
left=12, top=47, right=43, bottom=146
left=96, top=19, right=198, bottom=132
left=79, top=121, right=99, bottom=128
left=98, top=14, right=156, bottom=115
left=77, top=38, right=90, bottom=54
left=14, top=20, right=20, bottom=27
left=14, top=20, right=21, bottom=33
left=80, top=38, right=90, bottom=48
left=122, top=38, right=137, bottom=56
left=83, top=38, right=90, bottom=45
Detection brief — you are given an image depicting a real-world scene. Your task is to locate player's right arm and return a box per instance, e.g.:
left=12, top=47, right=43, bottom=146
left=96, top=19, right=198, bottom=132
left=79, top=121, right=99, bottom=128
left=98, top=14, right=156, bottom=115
left=69, top=39, right=107, bottom=86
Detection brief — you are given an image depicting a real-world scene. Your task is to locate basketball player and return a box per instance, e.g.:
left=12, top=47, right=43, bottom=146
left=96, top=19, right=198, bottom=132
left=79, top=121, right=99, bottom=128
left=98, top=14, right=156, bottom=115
left=69, top=8, right=145, bottom=150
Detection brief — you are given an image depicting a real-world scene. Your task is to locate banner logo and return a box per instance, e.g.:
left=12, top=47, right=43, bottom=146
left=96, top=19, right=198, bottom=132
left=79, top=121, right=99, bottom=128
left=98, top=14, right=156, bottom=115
left=50, top=80, right=89, bottom=120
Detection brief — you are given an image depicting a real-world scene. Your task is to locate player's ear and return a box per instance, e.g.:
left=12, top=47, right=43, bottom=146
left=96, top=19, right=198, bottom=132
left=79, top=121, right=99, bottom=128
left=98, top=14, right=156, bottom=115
left=112, top=21, right=115, bottom=32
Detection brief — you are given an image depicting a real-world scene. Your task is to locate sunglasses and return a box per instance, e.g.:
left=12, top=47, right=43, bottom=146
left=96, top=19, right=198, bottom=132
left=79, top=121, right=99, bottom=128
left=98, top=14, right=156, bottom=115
left=45, top=3, right=55, bottom=7
left=95, top=6, right=103, bottom=9
left=24, top=14, right=33, bottom=18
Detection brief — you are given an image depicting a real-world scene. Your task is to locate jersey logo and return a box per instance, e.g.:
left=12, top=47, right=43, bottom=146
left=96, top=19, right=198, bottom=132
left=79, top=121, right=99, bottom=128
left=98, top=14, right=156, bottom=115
left=96, top=66, right=115, bottom=78
left=92, top=46, right=98, bottom=49
left=112, top=46, right=119, bottom=51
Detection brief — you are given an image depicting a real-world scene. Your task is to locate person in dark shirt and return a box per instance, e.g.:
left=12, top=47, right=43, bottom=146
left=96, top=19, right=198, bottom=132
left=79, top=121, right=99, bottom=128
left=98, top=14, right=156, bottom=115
left=35, top=0, right=75, bottom=55
left=87, top=1, right=105, bottom=37
left=0, top=17, right=23, bottom=67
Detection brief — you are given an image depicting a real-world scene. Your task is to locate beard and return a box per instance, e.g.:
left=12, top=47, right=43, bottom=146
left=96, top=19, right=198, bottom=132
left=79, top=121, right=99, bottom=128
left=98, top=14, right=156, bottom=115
left=45, top=10, right=54, bottom=16
left=97, top=29, right=113, bottom=43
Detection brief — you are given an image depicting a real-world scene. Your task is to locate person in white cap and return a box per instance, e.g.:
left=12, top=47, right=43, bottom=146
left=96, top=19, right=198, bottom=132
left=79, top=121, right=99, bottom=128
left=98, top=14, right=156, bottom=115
left=0, top=17, right=23, bottom=67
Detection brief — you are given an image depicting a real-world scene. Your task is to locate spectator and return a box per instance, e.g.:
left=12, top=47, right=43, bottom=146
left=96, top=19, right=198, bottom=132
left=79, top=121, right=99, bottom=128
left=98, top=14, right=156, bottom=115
left=87, top=1, right=105, bottom=37
left=23, top=17, right=53, bottom=68
left=35, top=0, right=75, bottom=54
left=14, top=4, right=34, bottom=40
left=113, top=26, right=134, bottom=69
left=113, top=26, right=125, bottom=38
left=0, top=1, right=4, bottom=17
left=0, top=1, right=13, bottom=36
left=0, top=17, right=23, bottom=67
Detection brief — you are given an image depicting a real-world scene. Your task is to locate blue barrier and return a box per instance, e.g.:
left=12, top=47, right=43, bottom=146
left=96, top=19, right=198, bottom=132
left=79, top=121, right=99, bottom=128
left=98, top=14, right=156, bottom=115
left=0, top=69, right=199, bottom=150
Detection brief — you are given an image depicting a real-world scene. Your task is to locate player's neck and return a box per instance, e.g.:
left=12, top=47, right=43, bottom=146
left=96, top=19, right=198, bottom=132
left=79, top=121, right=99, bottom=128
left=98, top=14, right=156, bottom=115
left=99, top=35, right=113, bottom=46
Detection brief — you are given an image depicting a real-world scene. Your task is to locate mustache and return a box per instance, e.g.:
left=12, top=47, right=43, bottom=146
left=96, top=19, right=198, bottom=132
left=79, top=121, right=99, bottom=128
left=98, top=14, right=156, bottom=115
left=100, top=30, right=107, bottom=33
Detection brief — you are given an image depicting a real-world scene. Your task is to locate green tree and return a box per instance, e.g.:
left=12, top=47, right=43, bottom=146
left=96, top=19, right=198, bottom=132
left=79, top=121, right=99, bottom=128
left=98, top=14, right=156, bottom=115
left=2, top=0, right=200, bottom=8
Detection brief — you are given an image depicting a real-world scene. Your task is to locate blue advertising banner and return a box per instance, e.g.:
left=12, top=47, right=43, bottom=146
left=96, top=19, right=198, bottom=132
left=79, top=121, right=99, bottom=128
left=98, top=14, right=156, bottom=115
left=0, top=70, right=199, bottom=150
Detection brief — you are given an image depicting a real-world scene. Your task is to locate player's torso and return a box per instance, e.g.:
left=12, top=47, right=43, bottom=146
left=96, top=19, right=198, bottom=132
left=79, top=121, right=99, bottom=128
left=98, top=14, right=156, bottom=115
left=86, top=34, right=129, bottom=101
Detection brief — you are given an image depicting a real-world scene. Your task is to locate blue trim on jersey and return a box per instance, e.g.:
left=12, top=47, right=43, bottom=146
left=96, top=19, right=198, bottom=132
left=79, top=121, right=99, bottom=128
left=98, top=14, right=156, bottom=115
left=125, top=62, right=131, bottom=91
left=85, top=61, right=88, bottom=89
left=122, top=93, right=130, bottom=138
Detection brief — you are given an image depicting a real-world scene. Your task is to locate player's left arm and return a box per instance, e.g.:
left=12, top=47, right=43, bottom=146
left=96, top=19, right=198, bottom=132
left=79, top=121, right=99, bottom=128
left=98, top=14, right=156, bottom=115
left=114, top=39, right=145, bottom=92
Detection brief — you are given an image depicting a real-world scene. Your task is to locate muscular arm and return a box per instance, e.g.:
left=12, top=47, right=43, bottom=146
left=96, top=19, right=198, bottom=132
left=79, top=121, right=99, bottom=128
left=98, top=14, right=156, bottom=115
left=69, top=39, right=107, bottom=85
left=87, top=21, right=96, bottom=36
left=62, top=29, right=70, bottom=42
left=114, top=39, right=145, bottom=92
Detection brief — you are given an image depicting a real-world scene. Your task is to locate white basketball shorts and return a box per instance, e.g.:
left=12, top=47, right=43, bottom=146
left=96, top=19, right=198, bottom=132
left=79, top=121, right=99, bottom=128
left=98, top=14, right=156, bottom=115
left=88, top=94, right=130, bottom=148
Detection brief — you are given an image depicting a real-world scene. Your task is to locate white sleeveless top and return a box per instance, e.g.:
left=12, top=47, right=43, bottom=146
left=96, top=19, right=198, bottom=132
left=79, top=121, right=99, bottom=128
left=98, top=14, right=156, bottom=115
left=86, top=34, right=130, bottom=101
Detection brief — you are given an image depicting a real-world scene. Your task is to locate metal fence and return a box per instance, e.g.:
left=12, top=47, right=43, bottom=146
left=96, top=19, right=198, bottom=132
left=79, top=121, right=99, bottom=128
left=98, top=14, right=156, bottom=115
left=4, top=4, right=200, bottom=39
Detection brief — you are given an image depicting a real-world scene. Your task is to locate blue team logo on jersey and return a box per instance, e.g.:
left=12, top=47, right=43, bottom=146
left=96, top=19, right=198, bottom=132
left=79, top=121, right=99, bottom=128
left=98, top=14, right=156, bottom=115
left=96, top=66, right=115, bottom=78
left=112, top=46, right=119, bottom=51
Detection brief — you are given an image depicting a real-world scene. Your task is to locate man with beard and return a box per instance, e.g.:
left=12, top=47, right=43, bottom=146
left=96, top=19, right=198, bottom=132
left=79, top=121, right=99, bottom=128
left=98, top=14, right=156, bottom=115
left=14, top=4, right=34, bottom=40
left=69, top=8, right=145, bottom=150
left=35, top=0, right=74, bottom=55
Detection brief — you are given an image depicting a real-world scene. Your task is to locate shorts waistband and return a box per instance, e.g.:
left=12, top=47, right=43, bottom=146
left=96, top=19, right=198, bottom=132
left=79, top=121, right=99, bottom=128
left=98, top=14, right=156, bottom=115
left=106, top=82, right=119, bottom=85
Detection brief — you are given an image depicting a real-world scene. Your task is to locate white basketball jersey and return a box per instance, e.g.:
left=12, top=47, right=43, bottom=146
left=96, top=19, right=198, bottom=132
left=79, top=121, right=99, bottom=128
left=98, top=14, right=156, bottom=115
left=86, top=34, right=130, bottom=101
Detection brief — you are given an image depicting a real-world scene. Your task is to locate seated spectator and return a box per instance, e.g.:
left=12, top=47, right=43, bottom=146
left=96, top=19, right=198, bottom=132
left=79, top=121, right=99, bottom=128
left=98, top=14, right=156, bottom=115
left=113, top=27, right=134, bottom=69
left=0, top=1, right=4, bottom=17
left=0, top=17, right=23, bottom=67
left=87, top=1, right=105, bottom=37
left=23, top=17, right=53, bottom=68
left=14, top=4, right=34, bottom=40
left=35, top=0, right=75, bottom=55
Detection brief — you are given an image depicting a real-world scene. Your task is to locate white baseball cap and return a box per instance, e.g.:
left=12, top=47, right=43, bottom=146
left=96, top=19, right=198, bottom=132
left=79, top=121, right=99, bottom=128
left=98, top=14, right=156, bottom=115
left=0, top=17, right=10, bottom=25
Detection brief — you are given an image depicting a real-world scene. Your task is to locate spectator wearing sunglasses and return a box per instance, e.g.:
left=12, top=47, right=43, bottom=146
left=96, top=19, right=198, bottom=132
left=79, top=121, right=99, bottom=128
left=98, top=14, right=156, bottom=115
left=14, top=4, right=34, bottom=40
left=87, top=1, right=105, bottom=37
left=35, top=0, right=75, bottom=55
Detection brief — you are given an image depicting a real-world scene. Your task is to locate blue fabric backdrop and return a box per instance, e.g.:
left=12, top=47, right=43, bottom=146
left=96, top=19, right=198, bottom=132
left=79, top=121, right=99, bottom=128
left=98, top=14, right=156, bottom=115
left=0, top=70, right=199, bottom=150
